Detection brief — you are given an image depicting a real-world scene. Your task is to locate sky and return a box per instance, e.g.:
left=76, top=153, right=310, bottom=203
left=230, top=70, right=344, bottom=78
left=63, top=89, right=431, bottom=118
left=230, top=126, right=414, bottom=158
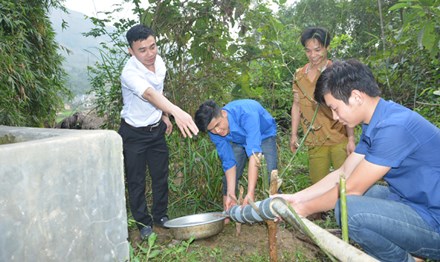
left=63, top=0, right=297, bottom=19
left=63, top=0, right=144, bottom=20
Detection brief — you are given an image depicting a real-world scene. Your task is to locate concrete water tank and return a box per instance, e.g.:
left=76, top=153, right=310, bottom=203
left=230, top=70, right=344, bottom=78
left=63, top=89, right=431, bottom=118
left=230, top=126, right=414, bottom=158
left=0, top=126, right=129, bottom=261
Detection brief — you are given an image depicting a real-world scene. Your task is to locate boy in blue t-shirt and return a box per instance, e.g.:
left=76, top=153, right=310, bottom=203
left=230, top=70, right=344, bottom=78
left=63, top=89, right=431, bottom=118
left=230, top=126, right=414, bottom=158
left=195, top=99, right=278, bottom=212
left=277, top=59, right=440, bottom=262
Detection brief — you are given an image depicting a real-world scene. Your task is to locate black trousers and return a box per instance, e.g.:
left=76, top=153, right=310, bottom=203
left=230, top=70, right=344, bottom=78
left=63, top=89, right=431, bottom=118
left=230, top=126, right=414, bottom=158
left=118, top=119, right=169, bottom=229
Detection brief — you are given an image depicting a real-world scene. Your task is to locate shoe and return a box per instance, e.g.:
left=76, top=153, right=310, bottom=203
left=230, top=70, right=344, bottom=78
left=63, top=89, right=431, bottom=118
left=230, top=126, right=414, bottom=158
left=155, top=216, right=169, bottom=228
left=140, top=225, right=153, bottom=240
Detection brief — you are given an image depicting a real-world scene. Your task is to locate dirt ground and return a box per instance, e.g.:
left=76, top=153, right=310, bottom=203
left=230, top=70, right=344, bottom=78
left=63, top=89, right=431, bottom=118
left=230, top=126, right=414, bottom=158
left=129, top=220, right=327, bottom=261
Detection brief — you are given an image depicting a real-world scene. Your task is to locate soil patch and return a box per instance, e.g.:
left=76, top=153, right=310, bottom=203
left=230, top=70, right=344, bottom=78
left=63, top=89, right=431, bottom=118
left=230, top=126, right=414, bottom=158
left=129, top=221, right=326, bottom=261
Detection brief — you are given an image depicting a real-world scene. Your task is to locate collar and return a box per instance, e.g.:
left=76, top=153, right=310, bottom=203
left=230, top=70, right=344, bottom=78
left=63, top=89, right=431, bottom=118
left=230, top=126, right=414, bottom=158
left=363, top=98, right=386, bottom=137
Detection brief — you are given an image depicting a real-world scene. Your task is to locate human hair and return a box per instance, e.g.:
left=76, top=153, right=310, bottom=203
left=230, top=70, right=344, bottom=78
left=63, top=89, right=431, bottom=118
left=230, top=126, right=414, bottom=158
left=194, top=100, right=222, bottom=132
left=300, top=27, right=331, bottom=48
left=314, top=59, right=381, bottom=105
left=126, top=24, right=155, bottom=48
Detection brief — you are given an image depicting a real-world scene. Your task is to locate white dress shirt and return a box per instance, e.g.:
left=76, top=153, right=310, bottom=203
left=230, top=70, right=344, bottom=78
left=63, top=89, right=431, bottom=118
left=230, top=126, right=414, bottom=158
left=120, top=54, right=166, bottom=127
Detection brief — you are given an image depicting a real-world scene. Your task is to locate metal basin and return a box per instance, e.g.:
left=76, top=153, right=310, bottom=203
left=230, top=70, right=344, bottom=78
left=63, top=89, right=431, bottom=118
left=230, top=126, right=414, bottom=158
left=164, top=212, right=225, bottom=240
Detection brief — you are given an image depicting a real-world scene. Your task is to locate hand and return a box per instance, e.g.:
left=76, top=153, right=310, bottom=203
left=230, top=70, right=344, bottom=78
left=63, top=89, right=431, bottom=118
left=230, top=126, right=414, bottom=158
left=241, top=192, right=255, bottom=207
left=162, top=115, right=173, bottom=135
left=224, top=194, right=237, bottom=211
left=271, top=193, right=298, bottom=206
left=290, top=134, right=300, bottom=153
left=171, top=106, right=199, bottom=138
left=271, top=193, right=305, bottom=219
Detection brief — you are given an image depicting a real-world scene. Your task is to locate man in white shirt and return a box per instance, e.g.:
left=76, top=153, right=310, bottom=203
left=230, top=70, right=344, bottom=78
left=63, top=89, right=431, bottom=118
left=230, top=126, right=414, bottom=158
left=118, top=24, right=198, bottom=240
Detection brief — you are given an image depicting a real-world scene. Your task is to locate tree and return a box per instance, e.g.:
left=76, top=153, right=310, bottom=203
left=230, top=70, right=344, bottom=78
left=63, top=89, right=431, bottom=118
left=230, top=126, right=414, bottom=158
left=0, top=0, right=70, bottom=127
left=375, top=0, right=440, bottom=125
left=85, top=0, right=438, bottom=130
left=85, top=0, right=288, bottom=129
left=277, top=0, right=439, bottom=125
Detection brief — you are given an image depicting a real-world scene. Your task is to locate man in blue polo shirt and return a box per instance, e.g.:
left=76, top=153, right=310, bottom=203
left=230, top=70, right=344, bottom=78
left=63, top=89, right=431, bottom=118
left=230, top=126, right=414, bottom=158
left=195, top=99, right=278, bottom=211
left=277, top=59, right=440, bottom=262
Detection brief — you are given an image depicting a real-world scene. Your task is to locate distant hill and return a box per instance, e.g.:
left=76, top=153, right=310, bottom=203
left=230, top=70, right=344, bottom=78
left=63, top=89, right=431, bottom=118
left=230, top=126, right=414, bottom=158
left=49, top=8, right=111, bottom=96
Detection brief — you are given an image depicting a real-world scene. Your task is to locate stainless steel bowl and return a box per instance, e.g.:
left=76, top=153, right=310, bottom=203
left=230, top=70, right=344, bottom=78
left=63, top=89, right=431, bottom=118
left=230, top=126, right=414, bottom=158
left=164, top=212, right=225, bottom=240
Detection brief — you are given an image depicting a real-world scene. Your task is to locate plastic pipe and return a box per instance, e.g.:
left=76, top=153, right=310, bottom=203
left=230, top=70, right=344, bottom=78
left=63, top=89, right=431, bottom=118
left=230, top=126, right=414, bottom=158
left=227, top=198, right=276, bottom=224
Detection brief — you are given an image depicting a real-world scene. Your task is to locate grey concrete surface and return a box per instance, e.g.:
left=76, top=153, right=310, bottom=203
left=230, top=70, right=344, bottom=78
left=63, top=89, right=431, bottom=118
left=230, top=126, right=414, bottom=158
left=0, top=126, right=129, bottom=261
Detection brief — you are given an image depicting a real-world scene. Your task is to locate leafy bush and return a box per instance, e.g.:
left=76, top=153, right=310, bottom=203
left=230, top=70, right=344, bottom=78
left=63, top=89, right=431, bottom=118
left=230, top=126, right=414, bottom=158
left=0, top=0, right=70, bottom=127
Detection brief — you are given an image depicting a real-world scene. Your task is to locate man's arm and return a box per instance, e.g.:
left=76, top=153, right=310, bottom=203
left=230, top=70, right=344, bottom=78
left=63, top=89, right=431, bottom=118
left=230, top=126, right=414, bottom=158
left=142, top=87, right=198, bottom=138
left=242, top=153, right=260, bottom=206
left=288, top=152, right=364, bottom=203
left=287, top=155, right=390, bottom=217
left=224, top=166, right=237, bottom=211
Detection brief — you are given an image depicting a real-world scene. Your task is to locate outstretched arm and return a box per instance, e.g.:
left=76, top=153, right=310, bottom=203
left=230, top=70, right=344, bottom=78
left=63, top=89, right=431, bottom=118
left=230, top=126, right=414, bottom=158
left=142, top=88, right=198, bottom=138
left=274, top=152, right=364, bottom=216
left=276, top=152, right=390, bottom=217
left=294, top=156, right=390, bottom=217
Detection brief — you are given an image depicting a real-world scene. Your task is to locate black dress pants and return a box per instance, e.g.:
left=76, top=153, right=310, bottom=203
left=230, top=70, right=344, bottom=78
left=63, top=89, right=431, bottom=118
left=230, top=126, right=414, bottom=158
left=118, top=119, right=169, bottom=229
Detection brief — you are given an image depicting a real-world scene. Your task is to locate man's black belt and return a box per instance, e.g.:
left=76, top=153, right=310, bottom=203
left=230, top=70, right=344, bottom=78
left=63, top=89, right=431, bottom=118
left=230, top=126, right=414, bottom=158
left=121, top=118, right=161, bottom=132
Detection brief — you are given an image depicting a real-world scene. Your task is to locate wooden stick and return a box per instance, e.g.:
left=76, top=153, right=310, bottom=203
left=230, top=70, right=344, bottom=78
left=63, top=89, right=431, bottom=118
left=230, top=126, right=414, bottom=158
left=268, top=170, right=279, bottom=262
left=236, top=186, right=244, bottom=236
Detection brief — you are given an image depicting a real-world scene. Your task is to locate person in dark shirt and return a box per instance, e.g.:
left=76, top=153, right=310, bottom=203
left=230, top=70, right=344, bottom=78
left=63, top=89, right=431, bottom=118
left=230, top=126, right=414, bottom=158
left=277, top=59, right=440, bottom=262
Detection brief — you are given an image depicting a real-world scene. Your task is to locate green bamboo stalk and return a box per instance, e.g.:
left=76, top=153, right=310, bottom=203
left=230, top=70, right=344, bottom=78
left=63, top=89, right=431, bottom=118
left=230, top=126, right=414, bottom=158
left=259, top=154, right=269, bottom=196
left=281, top=104, right=320, bottom=177
left=339, top=174, right=349, bottom=242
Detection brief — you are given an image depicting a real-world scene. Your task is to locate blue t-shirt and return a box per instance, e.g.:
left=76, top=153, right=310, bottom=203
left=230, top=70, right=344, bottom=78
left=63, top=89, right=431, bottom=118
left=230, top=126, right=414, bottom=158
left=209, top=99, right=277, bottom=172
left=356, top=99, right=440, bottom=232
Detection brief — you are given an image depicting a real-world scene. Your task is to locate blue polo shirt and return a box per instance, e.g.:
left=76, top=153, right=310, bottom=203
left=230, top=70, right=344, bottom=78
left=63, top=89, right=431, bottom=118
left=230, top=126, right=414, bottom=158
left=209, top=99, right=277, bottom=173
left=356, top=98, right=440, bottom=232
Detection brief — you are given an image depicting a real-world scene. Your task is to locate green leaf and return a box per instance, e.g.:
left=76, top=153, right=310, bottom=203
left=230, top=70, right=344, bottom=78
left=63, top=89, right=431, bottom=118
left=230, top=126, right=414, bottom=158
left=422, top=22, right=435, bottom=50
left=147, top=232, right=157, bottom=247
left=148, top=250, right=161, bottom=258
left=419, top=0, right=436, bottom=6
left=388, top=2, right=410, bottom=11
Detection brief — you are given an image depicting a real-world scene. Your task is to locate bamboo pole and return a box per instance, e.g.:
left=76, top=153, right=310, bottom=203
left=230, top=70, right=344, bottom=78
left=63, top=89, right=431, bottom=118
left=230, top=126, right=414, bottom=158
left=270, top=198, right=378, bottom=262
left=252, top=152, right=278, bottom=261
left=267, top=170, right=279, bottom=262
left=339, top=175, right=349, bottom=242
left=280, top=104, right=320, bottom=177
left=236, top=186, right=244, bottom=236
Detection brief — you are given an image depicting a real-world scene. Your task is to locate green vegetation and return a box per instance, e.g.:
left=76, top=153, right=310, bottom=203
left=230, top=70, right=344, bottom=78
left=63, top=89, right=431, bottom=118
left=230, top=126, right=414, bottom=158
left=1, top=0, right=439, bottom=260
left=84, top=1, right=435, bottom=259
left=2, top=0, right=438, bottom=128
left=83, top=0, right=439, bottom=132
left=0, top=0, right=71, bottom=127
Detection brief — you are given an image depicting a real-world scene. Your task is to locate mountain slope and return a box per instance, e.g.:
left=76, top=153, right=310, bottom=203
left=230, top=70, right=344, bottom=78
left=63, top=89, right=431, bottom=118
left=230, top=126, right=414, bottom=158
left=49, top=8, right=110, bottom=95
